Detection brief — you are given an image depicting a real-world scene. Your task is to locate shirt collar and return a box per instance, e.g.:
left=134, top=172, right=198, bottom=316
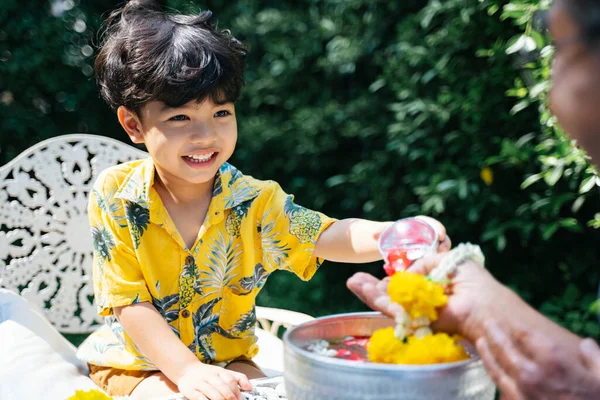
left=114, top=159, right=259, bottom=219
left=113, top=157, right=154, bottom=206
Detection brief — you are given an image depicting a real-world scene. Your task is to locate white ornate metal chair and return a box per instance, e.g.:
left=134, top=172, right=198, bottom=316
left=0, top=134, right=312, bottom=367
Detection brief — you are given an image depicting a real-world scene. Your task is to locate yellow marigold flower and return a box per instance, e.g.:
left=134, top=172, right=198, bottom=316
left=66, top=390, right=113, bottom=400
left=367, top=327, right=405, bottom=364
left=394, top=333, right=469, bottom=364
left=368, top=330, right=469, bottom=365
left=480, top=167, right=494, bottom=185
left=387, top=272, right=447, bottom=321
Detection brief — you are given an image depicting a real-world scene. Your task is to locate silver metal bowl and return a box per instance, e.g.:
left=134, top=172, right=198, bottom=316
left=283, top=312, right=495, bottom=400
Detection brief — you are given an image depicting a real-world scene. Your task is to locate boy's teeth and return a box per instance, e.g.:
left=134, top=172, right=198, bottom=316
left=186, top=153, right=214, bottom=162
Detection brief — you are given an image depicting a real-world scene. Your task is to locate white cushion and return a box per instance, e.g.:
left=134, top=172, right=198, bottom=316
left=0, top=288, right=86, bottom=370
left=0, top=289, right=102, bottom=398
left=0, top=320, right=101, bottom=399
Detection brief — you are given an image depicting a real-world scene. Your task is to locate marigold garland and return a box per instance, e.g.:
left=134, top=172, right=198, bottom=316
left=368, top=327, right=469, bottom=365
left=368, top=271, right=469, bottom=365
left=66, top=390, right=113, bottom=400
left=387, top=271, right=447, bottom=321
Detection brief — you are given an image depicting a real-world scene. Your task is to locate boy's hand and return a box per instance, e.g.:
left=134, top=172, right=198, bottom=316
left=415, top=215, right=451, bottom=252
left=374, top=216, right=451, bottom=252
left=176, top=362, right=252, bottom=400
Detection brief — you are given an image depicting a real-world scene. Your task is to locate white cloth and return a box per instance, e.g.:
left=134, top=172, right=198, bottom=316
left=0, top=289, right=100, bottom=399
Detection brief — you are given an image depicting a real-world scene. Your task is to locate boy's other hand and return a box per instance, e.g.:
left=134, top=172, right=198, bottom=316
left=177, top=363, right=252, bottom=400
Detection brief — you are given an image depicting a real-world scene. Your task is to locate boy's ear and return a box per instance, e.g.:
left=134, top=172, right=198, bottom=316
left=117, top=106, right=145, bottom=144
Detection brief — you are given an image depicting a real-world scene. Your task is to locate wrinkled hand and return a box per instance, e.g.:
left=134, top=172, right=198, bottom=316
left=476, top=321, right=600, bottom=400
left=347, top=252, right=501, bottom=341
left=177, top=362, right=252, bottom=400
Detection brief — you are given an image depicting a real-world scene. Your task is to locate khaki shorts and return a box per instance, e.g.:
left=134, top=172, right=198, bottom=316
left=88, top=358, right=263, bottom=397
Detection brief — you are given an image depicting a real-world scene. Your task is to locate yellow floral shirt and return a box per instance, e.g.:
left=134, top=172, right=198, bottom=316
left=77, top=158, right=336, bottom=370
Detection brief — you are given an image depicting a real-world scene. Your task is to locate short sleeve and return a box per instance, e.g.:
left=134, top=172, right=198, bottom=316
left=259, top=182, right=337, bottom=281
left=89, top=174, right=152, bottom=317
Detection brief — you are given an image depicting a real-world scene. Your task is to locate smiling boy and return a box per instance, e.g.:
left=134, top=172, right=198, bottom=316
left=77, top=2, right=448, bottom=400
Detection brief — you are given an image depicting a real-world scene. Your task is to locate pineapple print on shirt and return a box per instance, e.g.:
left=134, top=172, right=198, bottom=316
left=125, top=200, right=150, bottom=249
left=283, top=195, right=323, bottom=244
left=179, top=256, right=201, bottom=309
left=91, top=226, right=115, bottom=262
left=225, top=198, right=254, bottom=237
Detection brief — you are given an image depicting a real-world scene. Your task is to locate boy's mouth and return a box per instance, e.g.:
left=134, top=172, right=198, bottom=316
left=182, top=151, right=217, bottom=164
left=182, top=152, right=218, bottom=166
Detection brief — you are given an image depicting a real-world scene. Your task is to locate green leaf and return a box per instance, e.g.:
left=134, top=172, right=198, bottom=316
left=563, top=284, right=580, bottom=304
left=325, top=175, right=347, bottom=187
left=436, top=180, right=457, bottom=192
left=579, top=176, right=597, bottom=194
left=521, top=174, right=542, bottom=189
left=542, top=223, right=559, bottom=240
left=496, top=234, right=507, bottom=252
left=488, top=4, right=500, bottom=15
left=369, top=79, right=386, bottom=93
left=544, top=165, right=564, bottom=186
left=572, top=196, right=586, bottom=213
left=510, top=100, right=530, bottom=114
left=558, top=218, right=582, bottom=232
left=507, top=35, right=526, bottom=54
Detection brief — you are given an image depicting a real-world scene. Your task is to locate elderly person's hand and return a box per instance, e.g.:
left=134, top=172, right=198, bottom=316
left=347, top=250, right=587, bottom=399
left=347, top=253, right=501, bottom=342
left=476, top=321, right=600, bottom=400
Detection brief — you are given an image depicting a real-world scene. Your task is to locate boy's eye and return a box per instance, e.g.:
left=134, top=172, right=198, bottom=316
left=169, top=115, right=189, bottom=122
left=214, top=110, right=231, bottom=118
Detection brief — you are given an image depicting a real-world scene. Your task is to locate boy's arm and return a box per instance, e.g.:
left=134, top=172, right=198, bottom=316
left=114, top=302, right=199, bottom=383
left=313, top=219, right=393, bottom=263
left=114, top=302, right=252, bottom=397
left=314, top=217, right=448, bottom=263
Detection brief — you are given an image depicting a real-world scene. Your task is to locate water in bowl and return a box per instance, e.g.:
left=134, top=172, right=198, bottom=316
left=305, top=335, right=370, bottom=362
left=305, top=334, right=474, bottom=364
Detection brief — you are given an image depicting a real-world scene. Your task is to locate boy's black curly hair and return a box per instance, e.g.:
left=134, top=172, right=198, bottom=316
left=95, top=0, right=247, bottom=114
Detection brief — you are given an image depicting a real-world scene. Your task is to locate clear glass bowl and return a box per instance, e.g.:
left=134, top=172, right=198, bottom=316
left=377, top=218, right=439, bottom=274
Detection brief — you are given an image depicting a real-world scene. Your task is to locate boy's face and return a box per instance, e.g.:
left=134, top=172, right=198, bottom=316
left=118, top=99, right=237, bottom=188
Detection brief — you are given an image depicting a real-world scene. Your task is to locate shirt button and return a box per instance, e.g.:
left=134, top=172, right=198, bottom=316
left=185, top=255, right=195, bottom=265
left=181, top=309, right=191, bottom=318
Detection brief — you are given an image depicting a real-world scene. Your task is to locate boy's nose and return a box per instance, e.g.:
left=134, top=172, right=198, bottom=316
left=188, top=124, right=216, bottom=142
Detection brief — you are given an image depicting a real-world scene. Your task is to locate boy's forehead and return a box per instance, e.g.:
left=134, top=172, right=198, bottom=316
left=146, top=98, right=233, bottom=113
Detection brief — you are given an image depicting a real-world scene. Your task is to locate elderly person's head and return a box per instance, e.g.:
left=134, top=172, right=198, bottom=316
left=549, top=0, right=600, bottom=163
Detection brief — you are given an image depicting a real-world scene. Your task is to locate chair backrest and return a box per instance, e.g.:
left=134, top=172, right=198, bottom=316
left=0, top=134, right=148, bottom=334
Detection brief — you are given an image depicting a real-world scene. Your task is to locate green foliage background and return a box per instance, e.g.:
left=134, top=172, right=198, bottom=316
left=1, top=0, right=599, bottom=337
